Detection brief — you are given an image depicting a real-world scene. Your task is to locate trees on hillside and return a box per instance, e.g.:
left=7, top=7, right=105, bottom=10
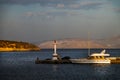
left=0, top=40, right=39, bottom=50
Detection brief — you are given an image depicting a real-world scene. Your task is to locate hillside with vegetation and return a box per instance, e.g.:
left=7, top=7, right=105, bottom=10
left=38, top=35, right=120, bottom=49
left=0, top=40, right=40, bottom=51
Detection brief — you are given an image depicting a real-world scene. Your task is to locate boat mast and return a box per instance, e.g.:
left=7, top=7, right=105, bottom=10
left=88, top=32, right=90, bottom=56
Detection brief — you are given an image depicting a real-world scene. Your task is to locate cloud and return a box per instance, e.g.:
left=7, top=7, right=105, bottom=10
left=66, top=12, right=82, bottom=16
left=57, top=4, right=65, bottom=8
left=0, top=0, right=103, bottom=10
left=68, top=1, right=103, bottom=10
left=114, top=8, right=120, bottom=13
left=24, top=12, right=34, bottom=17
left=23, top=11, right=83, bottom=19
left=23, top=11, right=68, bottom=20
left=52, top=1, right=103, bottom=10
left=69, top=4, right=81, bottom=9
left=0, top=0, right=77, bottom=5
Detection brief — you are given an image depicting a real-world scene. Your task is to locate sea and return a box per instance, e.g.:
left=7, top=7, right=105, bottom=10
left=0, top=49, right=120, bottom=80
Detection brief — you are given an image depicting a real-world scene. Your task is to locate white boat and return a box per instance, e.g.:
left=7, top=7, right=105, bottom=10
left=70, top=49, right=111, bottom=64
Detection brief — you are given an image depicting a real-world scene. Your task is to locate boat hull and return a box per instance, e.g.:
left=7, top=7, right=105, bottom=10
left=70, top=59, right=111, bottom=64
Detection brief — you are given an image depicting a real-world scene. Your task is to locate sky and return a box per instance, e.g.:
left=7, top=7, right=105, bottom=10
left=0, top=0, right=120, bottom=43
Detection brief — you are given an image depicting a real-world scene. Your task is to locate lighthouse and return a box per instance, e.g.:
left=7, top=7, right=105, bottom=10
left=52, top=40, right=59, bottom=60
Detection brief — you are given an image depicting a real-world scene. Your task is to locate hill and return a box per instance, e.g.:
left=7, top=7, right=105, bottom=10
left=0, top=40, right=40, bottom=51
left=38, top=36, right=120, bottom=49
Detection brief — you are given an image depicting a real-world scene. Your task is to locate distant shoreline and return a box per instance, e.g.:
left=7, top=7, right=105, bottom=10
left=40, top=48, right=120, bottom=50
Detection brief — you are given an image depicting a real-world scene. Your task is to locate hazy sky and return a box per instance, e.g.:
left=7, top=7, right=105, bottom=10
left=0, top=0, right=120, bottom=42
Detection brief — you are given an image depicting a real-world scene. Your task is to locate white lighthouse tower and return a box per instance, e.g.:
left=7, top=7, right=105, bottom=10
left=52, top=40, right=59, bottom=60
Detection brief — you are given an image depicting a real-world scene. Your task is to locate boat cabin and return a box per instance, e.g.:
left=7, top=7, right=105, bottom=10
left=88, top=50, right=110, bottom=59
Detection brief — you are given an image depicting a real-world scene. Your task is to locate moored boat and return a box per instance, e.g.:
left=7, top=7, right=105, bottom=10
left=70, top=49, right=111, bottom=64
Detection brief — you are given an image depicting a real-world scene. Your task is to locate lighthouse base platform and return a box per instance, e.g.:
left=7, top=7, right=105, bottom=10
left=35, top=59, right=72, bottom=64
left=35, top=56, right=72, bottom=64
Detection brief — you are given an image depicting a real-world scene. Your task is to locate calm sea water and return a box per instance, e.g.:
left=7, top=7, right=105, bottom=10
left=0, top=49, right=120, bottom=80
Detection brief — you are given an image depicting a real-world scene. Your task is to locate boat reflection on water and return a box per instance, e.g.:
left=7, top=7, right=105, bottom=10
left=92, top=63, right=111, bottom=67
left=92, top=64, right=112, bottom=76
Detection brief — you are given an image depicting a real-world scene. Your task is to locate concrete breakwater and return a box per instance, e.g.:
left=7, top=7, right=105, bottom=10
left=35, top=59, right=72, bottom=64
left=108, top=57, right=120, bottom=64
left=35, top=57, right=120, bottom=64
left=35, top=56, right=72, bottom=64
